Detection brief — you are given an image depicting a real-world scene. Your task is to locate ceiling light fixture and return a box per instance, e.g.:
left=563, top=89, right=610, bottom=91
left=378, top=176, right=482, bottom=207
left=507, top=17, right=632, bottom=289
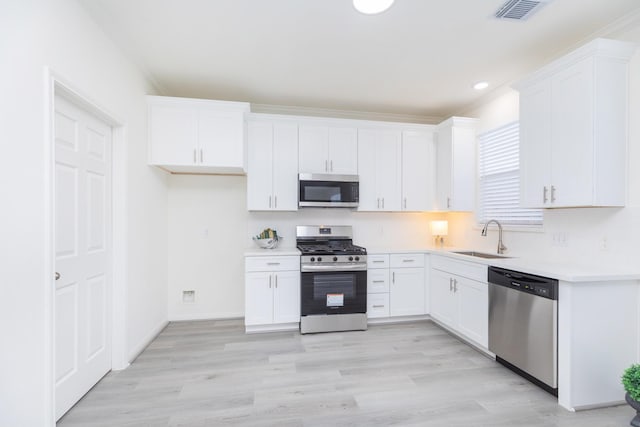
left=473, top=81, right=489, bottom=90
left=353, top=0, right=395, bottom=15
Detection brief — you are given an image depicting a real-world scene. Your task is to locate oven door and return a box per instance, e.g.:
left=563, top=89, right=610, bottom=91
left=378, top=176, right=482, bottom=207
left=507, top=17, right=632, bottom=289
left=298, top=173, right=359, bottom=208
left=301, top=270, right=367, bottom=315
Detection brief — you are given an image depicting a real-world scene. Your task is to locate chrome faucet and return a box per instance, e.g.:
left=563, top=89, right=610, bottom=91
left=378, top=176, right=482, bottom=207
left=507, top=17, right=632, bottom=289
left=481, top=219, right=507, bottom=254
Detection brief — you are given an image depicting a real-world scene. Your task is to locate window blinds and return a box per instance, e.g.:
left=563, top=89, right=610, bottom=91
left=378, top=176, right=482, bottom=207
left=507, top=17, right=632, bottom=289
left=478, top=122, right=543, bottom=226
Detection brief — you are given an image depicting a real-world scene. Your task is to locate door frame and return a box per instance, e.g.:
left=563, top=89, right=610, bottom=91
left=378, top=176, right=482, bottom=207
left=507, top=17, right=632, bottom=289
left=44, top=68, right=129, bottom=424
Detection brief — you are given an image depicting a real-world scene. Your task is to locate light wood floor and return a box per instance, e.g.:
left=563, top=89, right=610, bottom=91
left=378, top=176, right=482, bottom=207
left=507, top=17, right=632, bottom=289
left=58, top=319, right=632, bottom=426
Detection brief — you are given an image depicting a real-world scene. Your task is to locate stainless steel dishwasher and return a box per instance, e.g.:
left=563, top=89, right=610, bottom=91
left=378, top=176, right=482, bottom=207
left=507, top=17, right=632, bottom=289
left=488, top=266, right=558, bottom=396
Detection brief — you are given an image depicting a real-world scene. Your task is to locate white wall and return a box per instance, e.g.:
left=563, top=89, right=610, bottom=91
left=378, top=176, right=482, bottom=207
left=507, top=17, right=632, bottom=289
left=452, top=26, right=640, bottom=267
left=0, top=0, right=168, bottom=425
left=167, top=175, right=248, bottom=320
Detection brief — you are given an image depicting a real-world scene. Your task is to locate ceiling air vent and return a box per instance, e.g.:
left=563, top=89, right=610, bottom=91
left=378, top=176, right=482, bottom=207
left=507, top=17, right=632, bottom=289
left=494, top=0, right=551, bottom=21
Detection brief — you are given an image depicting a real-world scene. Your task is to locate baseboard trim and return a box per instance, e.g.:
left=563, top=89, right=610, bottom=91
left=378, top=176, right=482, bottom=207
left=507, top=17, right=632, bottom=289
left=126, top=319, right=169, bottom=365
left=245, top=322, right=299, bottom=334
left=168, top=312, right=244, bottom=322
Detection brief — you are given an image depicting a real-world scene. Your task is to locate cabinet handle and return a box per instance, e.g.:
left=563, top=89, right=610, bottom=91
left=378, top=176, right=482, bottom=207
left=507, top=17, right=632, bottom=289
left=449, top=277, right=453, bottom=291
left=372, top=305, right=385, bottom=308
left=193, top=149, right=197, bottom=163
left=372, top=280, right=385, bottom=283
left=325, top=160, right=328, bottom=172
left=373, top=260, right=384, bottom=264
left=275, top=274, right=278, bottom=288
left=447, top=197, right=451, bottom=209
left=330, top=160, right=333, bottom=172
left=200, top=149, right=203, bottom=163
left=55, top=272, right=61, bottom=281
left=453, top=278, right=458, bottom=292
left=377, top=198, right=380, bottom=209
left=267, top=262, right=280, bottom=266
left=392, top=272, right=395, bottom=283
left=381, top=198, right=385, bottom=209
left=269, top=275, right=272, bottom=288
left=404, top=198, right=407, bottom=209
left=402, top=259, right=414, bottom=263
left=551, top=185, right=556, bottom=203
left=269, top=195, right=272, bottom=208
left=274, top=195, right=277, bottom=208
left=543, top=186, right=548, bottom=204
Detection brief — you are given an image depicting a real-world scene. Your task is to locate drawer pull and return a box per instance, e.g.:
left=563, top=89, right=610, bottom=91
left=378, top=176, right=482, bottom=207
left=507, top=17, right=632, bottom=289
left=402, top=259, right=415, bottom=263
left=372, top=260, right=385, bottom=263
left=372, top=280, right=385, bottom=283
left=372, top=305, right=385, bottom=308
left=267, top=262, right=281, bottom=266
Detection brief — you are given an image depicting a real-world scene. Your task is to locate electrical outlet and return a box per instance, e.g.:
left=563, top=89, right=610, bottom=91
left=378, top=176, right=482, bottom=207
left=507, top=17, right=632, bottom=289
left=182, top=290, right=195, bottom=303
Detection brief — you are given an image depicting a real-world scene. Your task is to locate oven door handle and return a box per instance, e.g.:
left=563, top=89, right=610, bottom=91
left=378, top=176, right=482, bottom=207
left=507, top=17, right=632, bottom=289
left=301, top=264, right=367, bottom=272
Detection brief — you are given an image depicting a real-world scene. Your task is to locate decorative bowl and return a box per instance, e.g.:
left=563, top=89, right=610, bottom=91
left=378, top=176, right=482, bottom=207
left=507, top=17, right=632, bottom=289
left=253, top=236, right=281, bottom=249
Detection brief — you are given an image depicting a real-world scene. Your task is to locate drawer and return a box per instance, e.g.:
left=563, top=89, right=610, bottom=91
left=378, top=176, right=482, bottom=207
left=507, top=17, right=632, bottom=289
left=368, top=269, right=390, bottom=293
left=390, top=253, right=425, bottom=268
left=367, top=254, right=389, bottom=269
left=367, top=293, right=390, bottom=318
left=431, top=255, right=487, bottom=282
left=245, top=256, right=299, bottom=272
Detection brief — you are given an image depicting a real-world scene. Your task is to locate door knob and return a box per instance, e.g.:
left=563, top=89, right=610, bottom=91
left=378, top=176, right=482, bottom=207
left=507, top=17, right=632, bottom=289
left=55, top=272, right=61, bottom=281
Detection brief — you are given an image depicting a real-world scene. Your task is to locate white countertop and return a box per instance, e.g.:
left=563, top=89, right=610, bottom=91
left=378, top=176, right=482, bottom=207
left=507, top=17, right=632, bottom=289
left=244, top=244, right=640, bottom=282
left=244, top=246, right=301, bottom=257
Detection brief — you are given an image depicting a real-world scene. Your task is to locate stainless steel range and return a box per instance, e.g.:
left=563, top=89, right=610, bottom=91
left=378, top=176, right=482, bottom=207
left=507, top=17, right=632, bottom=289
left=297, top=225, right=368, bottom=334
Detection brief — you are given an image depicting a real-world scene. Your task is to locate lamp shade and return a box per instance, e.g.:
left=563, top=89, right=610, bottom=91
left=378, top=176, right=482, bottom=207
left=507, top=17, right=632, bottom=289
left=430, top=220, right=448, bottom=236
left=353, top=0, right=395, bottom=14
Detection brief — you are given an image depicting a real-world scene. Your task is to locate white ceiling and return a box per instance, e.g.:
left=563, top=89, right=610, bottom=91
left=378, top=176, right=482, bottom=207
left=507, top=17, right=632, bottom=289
left=80, top=0, right=640, bottom=122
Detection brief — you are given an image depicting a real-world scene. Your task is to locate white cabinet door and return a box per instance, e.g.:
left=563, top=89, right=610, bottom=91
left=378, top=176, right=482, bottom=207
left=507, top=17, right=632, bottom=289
left=149, top=103, right=197, bottom=166
left=356, top=129, right=378, bottom=210
left=245, top=272, right=274, bottom=326
left=402, top=130, right=435, bottom=211
left=519, top=79, right=553, bottom=208
left=357, top=129, right=401, bottom=211
left=247, top=121, right=274, bottom=211
left=390, top=267, right=425, bottom=316
left=430, top=268, right=456, bottom=327
left=376, top=130, right=402, bottom=211
left=198, top=108, right=245, bottom=169
left=328, top=127, right=358, bottom=174
left=550, top=58, right=594, bottom=207
left=456, top=276, right=488, bottom=348
left=298, top=125, right=328, bottom=173
left=435, top=118, right=476, bottom=212
left=272, top=123, right=299, bottom=210
left=273, top=271, right=300, bottom=324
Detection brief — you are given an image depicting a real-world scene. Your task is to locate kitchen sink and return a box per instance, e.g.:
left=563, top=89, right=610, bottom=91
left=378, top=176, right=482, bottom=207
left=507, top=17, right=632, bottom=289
left=452, top=251, right=510, bottom=259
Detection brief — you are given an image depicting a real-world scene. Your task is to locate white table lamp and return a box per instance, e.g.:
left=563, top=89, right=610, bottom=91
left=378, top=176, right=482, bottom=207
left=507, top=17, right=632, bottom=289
left=430, top=220, right=448, bottom=248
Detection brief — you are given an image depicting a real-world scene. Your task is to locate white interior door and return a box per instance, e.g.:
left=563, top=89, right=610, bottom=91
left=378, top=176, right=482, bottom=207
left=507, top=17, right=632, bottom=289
left=54, top=95, right=112, bottom=420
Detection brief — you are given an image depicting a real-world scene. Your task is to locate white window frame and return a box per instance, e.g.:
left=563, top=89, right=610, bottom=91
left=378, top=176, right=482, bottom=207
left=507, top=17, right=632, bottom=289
left=476, top=121, right=543, bottom=230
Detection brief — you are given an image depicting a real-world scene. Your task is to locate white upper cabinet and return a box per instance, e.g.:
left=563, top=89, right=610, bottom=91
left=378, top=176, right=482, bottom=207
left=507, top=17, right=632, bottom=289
left=401, top=130, right=435, bottom=211
left=357, top=128, right=402, bottom=211
left=434, top=117, right=477, bottom=212
left=515, top=38, right=634, bottom=208
left=247, top=117, right=298, bottom=211
left=148, top=96, right=250, bottom=174
left=298, top=124, right=358, bottom=175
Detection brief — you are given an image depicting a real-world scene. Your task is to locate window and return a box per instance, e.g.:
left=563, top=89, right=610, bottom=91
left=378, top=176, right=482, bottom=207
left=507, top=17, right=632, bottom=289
left=478, top=122, right=543, bottom=227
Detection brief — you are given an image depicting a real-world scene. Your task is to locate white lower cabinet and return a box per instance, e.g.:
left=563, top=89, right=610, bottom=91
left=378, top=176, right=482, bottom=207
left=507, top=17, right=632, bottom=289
left=367, top=253, right=427, bottom=319
left=244, top=256, right=300, bottom=331
left=430, top=255, right=488, bottom=348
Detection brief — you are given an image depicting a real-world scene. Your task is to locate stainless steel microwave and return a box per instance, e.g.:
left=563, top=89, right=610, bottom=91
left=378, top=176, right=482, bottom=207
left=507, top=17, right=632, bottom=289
left=298, top=173, right=359, bottom=208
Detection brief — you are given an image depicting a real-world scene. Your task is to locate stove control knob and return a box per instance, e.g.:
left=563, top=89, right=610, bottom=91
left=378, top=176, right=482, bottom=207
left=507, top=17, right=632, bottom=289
left=317, top=257, right=322, bottom=262
left=333, top=256, right=338, bottom=262
left=310, top=257, right=315, bottom=262
left=355, top=256, right=360, bottom=261
left=348, top=256, right=354, bottom=261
